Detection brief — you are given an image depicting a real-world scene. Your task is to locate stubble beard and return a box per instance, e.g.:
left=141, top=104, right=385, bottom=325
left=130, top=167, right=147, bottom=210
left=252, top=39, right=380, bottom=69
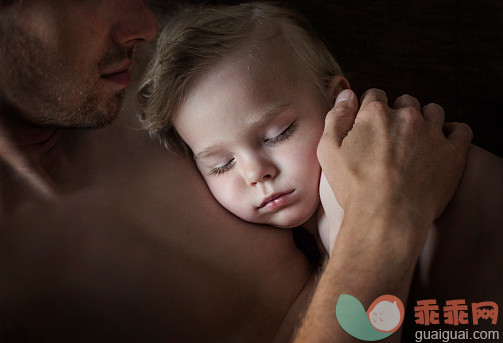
left=45, top=87, right=126, bottom=130
left=0, top=17, right=129, bottom=130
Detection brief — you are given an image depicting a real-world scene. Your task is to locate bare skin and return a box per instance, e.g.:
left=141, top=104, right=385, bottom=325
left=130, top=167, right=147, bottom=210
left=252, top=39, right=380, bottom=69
left=0, top=82, right=315, bottom=342
left=1, top=3, right=501, bottom=342
left=0, top=0, right=158, bottom=213
left=417, top=144, right=503, bottom=332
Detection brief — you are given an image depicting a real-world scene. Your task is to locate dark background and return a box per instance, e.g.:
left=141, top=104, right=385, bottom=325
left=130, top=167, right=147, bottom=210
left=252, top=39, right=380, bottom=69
left=150, top=0, right=503, bottom=156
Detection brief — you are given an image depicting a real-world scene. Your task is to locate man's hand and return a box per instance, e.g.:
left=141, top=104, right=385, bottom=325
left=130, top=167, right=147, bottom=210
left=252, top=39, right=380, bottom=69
left=317, top=89, right=472, bottom=252
left=295, top=89, right=472, bottom=342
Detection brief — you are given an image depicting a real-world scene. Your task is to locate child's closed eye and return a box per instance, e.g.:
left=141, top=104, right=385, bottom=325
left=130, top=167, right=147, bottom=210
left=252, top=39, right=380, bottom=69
left=208, top=121, right=298, bottom=177
left=210, top=158, right=235, bottom=176
left=265, top=121, right=297, bottom=146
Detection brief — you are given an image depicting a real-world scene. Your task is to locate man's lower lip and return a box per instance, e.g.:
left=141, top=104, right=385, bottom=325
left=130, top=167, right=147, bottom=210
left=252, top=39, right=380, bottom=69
left=260, top=191, right=294, bottom=212
left=101, top=70, right=131, bottom=87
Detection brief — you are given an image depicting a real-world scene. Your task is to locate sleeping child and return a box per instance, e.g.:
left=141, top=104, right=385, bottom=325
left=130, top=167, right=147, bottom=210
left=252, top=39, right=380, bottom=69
left=138, top=2, right=346, bottom=256
left=137, top=1, right=503, bottom=283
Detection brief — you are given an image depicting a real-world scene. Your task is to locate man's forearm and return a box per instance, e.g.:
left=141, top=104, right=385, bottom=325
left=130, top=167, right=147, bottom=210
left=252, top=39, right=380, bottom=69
left=294, top=208, right=421, bottom=342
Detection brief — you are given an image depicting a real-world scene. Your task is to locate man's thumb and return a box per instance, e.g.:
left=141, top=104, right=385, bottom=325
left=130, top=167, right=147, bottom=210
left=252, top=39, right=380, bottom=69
left=323, top=89, right=358, bottom=147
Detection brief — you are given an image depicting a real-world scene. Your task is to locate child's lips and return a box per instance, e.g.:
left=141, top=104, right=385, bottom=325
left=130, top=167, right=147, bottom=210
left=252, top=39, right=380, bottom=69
left=258, top=190, right=295, bottom=211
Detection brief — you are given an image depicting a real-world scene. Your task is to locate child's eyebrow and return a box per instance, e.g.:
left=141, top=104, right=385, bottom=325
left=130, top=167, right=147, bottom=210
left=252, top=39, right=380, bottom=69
left=194, top=101, right=291, bottom=161
left=194, top=147, right=224, bottom=160
left=251, top=102, right=291, bottom=127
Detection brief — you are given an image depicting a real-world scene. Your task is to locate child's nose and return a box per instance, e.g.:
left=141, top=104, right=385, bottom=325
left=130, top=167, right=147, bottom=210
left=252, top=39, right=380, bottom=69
left=243, top=158, right=278, bottom=186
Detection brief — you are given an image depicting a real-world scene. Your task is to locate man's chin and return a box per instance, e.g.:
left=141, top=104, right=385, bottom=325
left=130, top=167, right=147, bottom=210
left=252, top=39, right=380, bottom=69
left=78, top=110, right=121, bottom=130
left=52, top=91, right=124, bottom=130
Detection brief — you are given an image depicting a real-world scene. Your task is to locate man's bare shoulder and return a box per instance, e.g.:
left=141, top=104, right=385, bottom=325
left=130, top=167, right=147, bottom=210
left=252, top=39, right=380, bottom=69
left=0, top=175, right=312, bottom=341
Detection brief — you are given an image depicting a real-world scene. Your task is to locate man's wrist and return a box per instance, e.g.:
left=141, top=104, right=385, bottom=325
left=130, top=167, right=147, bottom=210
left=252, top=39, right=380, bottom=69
left=295, top=211, right=420, bottom=343
left=342, top=193, right=432, bottom=256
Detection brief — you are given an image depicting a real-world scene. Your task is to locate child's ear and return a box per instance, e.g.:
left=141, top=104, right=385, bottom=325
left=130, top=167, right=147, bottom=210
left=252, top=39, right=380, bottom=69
left=327, top=76, right=351, bottom=103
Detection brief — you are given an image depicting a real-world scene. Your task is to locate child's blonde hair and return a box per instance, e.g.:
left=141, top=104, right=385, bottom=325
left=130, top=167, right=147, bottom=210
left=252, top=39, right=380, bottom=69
left=138, top=2, right=343, bottom=154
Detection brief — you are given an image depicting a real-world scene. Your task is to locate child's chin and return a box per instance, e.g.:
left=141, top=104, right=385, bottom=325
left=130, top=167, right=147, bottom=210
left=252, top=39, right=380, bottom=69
left=249, top=217, right=300, bottom=229
left=260, top=209, right=316, bottom=229
left=265, top=217, right=306, bottom=229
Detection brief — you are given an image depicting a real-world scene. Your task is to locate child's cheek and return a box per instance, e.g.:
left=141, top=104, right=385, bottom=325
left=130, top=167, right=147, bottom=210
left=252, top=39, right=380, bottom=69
left=207, top=176, right=251, bottom=220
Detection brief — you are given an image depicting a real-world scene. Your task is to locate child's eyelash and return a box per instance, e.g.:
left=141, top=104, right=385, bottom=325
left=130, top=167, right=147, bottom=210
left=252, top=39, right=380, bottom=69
left=265, top=121, right=297, bottom=145
left=209, top=158, right=235, bottom=176
left=208, top=122, right=297, bottom=177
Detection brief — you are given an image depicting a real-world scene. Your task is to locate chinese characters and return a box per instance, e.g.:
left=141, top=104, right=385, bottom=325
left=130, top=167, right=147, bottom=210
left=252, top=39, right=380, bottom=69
left=414, top=300, right=498, bottom=326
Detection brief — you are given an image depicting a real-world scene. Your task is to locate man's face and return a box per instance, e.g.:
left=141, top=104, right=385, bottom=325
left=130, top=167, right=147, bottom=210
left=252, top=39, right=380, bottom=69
left=175, top=37, right=327, bottom=228
left=0, top=0, right=158, bottom=128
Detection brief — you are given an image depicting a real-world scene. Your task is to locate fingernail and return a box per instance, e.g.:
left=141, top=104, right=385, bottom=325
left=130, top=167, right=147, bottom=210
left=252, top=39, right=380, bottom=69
left=335, top=89, right=352, bottom=105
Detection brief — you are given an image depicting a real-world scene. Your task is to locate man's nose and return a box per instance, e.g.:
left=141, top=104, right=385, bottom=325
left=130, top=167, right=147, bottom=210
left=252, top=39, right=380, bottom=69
left=111, top=0, right=159, bottom=47
left=242, top=156, right=278, bottom=186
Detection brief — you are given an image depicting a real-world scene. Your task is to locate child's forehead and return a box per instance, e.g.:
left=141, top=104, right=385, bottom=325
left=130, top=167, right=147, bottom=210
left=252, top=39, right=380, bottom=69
left=238, top=32, right=294, bottom=68
left=181, top=39, right=304, bottom=116
left=189, top=34, right=304, bottom=99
